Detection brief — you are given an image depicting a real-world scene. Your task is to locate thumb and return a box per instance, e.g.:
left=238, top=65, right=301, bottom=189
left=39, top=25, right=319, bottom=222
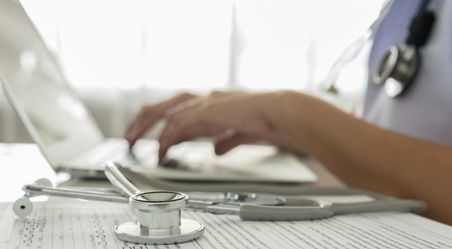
left=214, top=134, right=259, bottom=155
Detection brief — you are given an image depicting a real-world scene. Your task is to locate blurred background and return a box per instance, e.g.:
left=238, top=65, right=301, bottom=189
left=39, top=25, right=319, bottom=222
left=0, top=0, right=385, bottom=142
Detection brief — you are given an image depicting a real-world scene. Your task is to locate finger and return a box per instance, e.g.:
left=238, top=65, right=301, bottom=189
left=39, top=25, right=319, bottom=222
left=125, top=92, right=197, bottom=137
left=158, top=108, right=226, bottom=159
left=124, top=93, right=197, bottom=146
left=158, top=110, right=204, bottom=159
left=127, top=98, right=199, bottom=144
left=125, top=105, right=148, bottom=134
left=157, top=98, right=207, bottom=151
left=214, top=133, right=260, bottom=155
left=209, top=90, right=245, bottom=98
left=125, top=106, right=157, bottom=145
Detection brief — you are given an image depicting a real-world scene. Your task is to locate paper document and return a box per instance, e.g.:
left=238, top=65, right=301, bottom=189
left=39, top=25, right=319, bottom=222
left=1, top=200, right=452, bottom=249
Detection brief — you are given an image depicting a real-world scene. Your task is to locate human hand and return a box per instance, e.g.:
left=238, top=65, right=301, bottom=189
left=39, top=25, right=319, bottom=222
left=124, top=92, right=199, bottom=147
left=157, top=91, right=305, bottom=160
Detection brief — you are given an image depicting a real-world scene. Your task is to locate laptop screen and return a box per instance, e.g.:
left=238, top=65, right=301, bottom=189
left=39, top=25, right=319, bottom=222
left=0, top=0, right=104, bottom=165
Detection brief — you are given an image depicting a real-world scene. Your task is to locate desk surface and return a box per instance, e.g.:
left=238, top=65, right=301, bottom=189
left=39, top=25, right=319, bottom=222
left=3, top=144, right=452, bottom=249
left=0, top=143, right=344, bottom=203
left=0, top=144, right=56, bottom=203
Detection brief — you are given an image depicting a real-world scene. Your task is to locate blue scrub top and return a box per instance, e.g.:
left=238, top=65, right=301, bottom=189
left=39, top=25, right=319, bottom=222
left=363, top=0, right=452, bottom=146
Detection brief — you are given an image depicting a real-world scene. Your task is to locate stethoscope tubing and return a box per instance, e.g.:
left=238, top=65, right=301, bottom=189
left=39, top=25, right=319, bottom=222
left=22, top=183, right=426, bottom=221
left=23, top=184, right=129, bottom=204
left=238, top=199, right=425, bottom=221
left=17, top=163, right=426, bottom=222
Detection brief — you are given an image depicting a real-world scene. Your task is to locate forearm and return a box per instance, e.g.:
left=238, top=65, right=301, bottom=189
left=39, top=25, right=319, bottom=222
left=267, top=91, right=452, bottom=223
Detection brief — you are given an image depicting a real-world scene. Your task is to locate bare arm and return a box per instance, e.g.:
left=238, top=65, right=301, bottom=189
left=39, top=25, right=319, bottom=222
left=126, top=90, right=452, bottom=224
left=270, top=91, right=452, bottom=224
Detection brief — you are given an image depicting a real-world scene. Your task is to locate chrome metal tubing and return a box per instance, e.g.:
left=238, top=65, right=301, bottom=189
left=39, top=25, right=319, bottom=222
left=23, top=185, right=128, bottom=204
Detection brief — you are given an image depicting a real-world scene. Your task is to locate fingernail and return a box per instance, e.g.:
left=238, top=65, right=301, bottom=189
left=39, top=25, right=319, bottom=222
left=126, top=136, right=134, bottom=145
left=158, top=143, right=166, bottom=159
left=158, top=149, right=166, bottom=161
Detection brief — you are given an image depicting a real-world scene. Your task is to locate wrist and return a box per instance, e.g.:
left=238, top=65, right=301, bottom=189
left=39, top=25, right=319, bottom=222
left=255, top=91, right=315, bottom=154
left=273, top=90, right=313, bottom=129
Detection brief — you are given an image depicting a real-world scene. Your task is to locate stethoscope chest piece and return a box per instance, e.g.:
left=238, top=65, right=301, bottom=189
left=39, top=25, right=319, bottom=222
left=371, top=0, right=436, bottom=98
left=373, top=44, right=420, bottom=97
left=115, top=191, right=205, bottom=244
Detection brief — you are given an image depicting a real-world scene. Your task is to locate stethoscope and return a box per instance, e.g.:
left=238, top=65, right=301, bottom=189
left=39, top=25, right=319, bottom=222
left=373, top=0, right=436, bottom=97
left=13, top=161, right=426, bottom=245
left=324, top=0, right=436, bottom=98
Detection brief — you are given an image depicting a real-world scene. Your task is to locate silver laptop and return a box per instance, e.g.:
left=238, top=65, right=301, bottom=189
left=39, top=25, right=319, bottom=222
left=0, top=0, right=317, bottom=183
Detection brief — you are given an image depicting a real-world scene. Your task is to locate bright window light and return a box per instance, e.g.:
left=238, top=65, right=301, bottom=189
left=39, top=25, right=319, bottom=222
left=21, top=0, right=385, bottom=91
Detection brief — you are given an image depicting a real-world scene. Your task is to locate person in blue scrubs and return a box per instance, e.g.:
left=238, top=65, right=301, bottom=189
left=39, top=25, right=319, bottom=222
left=125, top=0, right=452, bottom=224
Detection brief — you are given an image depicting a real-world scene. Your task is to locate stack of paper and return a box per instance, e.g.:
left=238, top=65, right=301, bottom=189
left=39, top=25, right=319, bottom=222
left=1, top=200, right=451, bottom=249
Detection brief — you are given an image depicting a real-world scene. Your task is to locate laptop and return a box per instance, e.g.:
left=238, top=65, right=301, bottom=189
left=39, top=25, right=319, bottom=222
left=0, top=0, right=317, bottom=183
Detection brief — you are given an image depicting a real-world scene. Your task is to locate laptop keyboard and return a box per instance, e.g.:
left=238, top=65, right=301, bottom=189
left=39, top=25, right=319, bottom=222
left=69, top=139, right=214, bottom=171
left=67, top=141, right=317, bottom=182
left=70, top=140, right=130, bottom=166
left=162, top=142, right=214, bottom=171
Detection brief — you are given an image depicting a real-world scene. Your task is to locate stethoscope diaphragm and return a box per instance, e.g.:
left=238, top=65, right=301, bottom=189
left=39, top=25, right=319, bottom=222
left=114, top=191, right=205, bottom=244
left=373, top=45, right=420, bottom=97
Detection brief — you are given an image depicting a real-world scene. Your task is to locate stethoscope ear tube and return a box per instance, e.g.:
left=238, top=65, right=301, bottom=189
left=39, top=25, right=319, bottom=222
left=105, top=161, right=140, bottom=197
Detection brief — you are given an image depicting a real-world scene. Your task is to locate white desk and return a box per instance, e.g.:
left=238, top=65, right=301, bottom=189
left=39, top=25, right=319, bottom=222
left=2, top=143, right=452, bottom=249
left=0, top=144, right=55, bottom=202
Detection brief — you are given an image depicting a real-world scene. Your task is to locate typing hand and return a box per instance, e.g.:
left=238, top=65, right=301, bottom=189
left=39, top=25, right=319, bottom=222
left=124, top=93, right=199, bottom=147
left=157, top=91, right=303, bottom=160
